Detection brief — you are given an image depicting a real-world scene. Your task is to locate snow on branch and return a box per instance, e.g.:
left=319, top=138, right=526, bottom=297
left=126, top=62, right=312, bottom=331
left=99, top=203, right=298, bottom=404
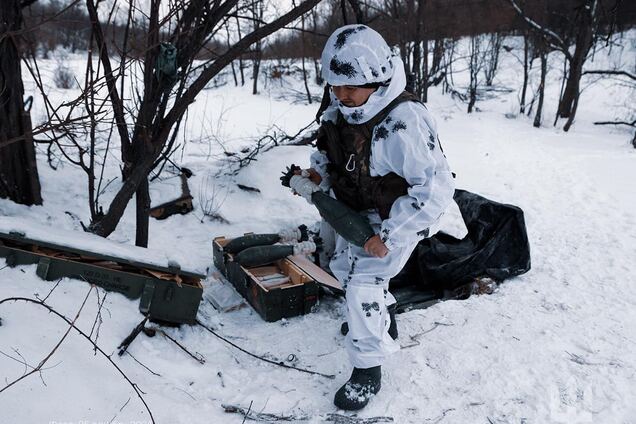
left=506, top=0, right=572, bottom=61
left=583, top=70, right=636, bottom=81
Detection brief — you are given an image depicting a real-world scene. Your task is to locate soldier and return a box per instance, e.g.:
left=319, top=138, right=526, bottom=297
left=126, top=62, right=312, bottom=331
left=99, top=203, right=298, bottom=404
left=288, top=25, right=466, bottom=410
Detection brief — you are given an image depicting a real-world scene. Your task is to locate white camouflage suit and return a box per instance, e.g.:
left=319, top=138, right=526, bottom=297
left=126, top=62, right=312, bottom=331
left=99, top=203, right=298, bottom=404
left=311, top=25, right=467, bottom=369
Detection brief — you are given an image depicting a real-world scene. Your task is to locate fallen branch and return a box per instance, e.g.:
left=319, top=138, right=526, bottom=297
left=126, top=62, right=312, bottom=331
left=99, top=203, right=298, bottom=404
left=0, top=296, right=155, bottom=423
left=222, top=404, right=310, bottom=421
left=326, top=414, right=394, bottom=423
left=156, top=329, right=206, bottom=365
left=197, top=320, right=335, bottom=379
left=401, top=322, right=455, bottom=349
left=222, top=405, right=394, bottom=423
left=125, top=352, right=162, bottom=377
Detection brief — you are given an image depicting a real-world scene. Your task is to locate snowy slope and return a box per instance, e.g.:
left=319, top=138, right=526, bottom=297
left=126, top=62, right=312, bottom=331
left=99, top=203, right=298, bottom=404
left=1, top=34, right=636, bottom=423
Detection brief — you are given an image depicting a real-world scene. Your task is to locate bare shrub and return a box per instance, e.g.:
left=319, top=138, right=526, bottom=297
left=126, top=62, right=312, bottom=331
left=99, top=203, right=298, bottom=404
left=52, top=47, right=74, bottom=89
left=198, top=173, right=230, bottom=224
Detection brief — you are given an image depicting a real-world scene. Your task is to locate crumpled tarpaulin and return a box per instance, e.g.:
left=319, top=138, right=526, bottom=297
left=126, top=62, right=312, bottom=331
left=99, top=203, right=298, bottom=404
left=391, top=189, right=531, bottom=298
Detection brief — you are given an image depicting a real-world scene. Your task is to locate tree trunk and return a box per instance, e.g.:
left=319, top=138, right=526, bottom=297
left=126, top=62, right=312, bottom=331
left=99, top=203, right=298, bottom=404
left=347, top=0, right=364, bottom=24
left=483, top=33, right=501, bottom=86
left=340, top=0, right=348, bottom=24
left=534, top=48, right=547, bottom=128
left=430, top=39, right=443, bottom=76
left=235, top=13, right=245, bottom=86
left=252, top=43, right=261, bottom=95
left=411, top=41, right=421, bottom=94
left=520, top=33, right=530, bottom=114
left=557, top=5, right=594, bottom=121
left=467, top=36, right=480, bottom=114
left=300, top=13, right=312, bottom=104
left=225, top=24, right=238, bottom=86
left=89, top=150, right=158, bottom=237
left=422, top=39, right=429, bottom=102
left=314, top=58, right=322, bottom=85
left=0, top=0, right=42, bottom=206
left=135, top=177, right=150, bottom=247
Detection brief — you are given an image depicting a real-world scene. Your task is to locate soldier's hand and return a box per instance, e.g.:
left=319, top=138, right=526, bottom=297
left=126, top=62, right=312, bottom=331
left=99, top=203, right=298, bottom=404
left=305, top=168, right=322, bottom=185
left=294, top=168, right=322, bottom=185
left=364, top=235, right=389, bottom=258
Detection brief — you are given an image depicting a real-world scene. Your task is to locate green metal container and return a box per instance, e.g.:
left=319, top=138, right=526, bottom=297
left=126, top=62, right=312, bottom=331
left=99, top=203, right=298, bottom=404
left=0, top=230, right=204, bottom=324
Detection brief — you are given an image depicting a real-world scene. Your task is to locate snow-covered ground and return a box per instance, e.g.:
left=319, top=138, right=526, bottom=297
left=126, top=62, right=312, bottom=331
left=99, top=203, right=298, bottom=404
left=1, top=34, right=636, bottom=424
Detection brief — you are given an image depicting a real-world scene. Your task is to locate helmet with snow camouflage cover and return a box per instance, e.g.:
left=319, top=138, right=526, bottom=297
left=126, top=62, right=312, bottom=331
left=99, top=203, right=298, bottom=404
left=321, top=24, right=394, bottom=87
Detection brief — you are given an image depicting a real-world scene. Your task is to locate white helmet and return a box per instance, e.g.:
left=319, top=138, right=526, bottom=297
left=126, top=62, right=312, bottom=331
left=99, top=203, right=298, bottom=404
left=321, top=24, right=395, bottom=87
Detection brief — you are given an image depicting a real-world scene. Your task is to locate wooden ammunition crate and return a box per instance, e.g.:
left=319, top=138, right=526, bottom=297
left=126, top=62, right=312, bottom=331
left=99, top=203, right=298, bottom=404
left=213, top=236, right=342, bottom=322
left=0, top=230, right=204, bottom=324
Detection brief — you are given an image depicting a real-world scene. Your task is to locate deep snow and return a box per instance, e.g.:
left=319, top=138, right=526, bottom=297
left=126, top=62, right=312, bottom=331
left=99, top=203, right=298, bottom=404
left=1, top=34, right=635, bottom=424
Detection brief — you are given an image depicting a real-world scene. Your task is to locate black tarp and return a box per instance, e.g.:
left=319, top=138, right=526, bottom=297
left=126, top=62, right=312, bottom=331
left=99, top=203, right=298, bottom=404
left=390, top=189, right=531, bottom=305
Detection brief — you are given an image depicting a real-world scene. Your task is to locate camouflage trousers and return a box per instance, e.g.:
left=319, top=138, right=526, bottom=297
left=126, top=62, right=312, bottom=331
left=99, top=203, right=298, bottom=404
left=320, top=213, right=419, bottom=369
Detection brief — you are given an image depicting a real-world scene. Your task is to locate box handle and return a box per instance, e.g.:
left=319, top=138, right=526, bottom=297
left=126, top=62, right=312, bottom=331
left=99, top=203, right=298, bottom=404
left=139, top=282, right=156, bottom=314
left=36, top=257, right=51, bottom=280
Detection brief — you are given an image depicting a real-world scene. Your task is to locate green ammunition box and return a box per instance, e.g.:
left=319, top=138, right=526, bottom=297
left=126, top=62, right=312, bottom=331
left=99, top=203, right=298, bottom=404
left=213, top=236, right=339, bottom=322
left=0, top=230, right=204, bottom=324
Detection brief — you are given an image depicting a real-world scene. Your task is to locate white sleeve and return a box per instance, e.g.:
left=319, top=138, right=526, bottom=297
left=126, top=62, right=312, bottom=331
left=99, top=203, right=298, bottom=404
left=310, top=149, right=331, bottom=191
left=370, top=102, right=455, bottom=250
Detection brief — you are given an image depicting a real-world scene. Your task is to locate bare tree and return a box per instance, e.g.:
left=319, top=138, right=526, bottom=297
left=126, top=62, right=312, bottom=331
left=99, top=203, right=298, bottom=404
left=0, top=0, right=43, bottom=206
left=483, top=32, right=502, bottom=86
left=519, top=31, right=533, bottom=114
left=249, top=0, right=264, bottom=95
left=586, top=69, right=636, bottom=147
left=299, top=1, right=313, bottom=104
left=533, top=38, right=548, bottom=128
left=507, top=0, right=608, bottom=131
left=78, top=0, right=323, bottom=246
left=467, top=35, right=485, bottom=113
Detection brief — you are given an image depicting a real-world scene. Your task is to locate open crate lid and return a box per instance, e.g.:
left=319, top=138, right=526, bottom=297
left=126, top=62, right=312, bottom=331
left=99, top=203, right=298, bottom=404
left=286, top=255, right=343, bottom=293
left=0, top=217, right=205, bottom=279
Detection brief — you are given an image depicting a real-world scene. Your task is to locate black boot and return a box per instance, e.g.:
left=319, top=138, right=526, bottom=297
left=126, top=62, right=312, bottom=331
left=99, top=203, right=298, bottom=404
left=333, top=366, right=381, bottom=410
left=340, top=305, right=398, bottom=340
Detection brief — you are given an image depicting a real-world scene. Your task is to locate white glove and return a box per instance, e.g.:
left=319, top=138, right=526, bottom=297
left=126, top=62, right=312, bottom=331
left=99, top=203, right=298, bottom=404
left=289, top=175, right=320, bottom=204
left=292, top=240, right=317, bottom=256
left=278, top=227, right=301, bottom=242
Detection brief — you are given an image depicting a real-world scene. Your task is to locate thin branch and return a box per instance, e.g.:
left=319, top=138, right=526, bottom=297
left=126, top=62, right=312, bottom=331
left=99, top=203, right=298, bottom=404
left=85, top=0, right=132, bottom=152
left=594, top=119, right=636, bottom=127
left=161, top=0, right=323, bottom=138
left=0, top=296, right=155, bottom=423
left=197, top=320, right=335, bottom=379
left=582, top=69, right=636, bottom=80
left=156, top=329, right=206, bottom=365
left=0, top=286, right=93, bottom=394
left=505, top=0, right=572, bottom=61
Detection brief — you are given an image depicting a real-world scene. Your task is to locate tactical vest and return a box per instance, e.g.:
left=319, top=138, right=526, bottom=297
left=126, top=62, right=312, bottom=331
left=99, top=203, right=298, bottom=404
left=316, top=91, right=421, bottom=220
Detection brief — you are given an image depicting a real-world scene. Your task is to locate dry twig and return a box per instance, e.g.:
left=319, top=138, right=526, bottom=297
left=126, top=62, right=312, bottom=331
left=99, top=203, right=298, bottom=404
left=197, top=319, right=335, bottom=379
left=0, top=296, right=155, bottom=423
left=0, top=286, right=94, bottom=394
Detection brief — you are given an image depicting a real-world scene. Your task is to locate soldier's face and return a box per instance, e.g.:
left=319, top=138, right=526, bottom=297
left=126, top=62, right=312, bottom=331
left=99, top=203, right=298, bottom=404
left=332, top=85, right=377, bottom=107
